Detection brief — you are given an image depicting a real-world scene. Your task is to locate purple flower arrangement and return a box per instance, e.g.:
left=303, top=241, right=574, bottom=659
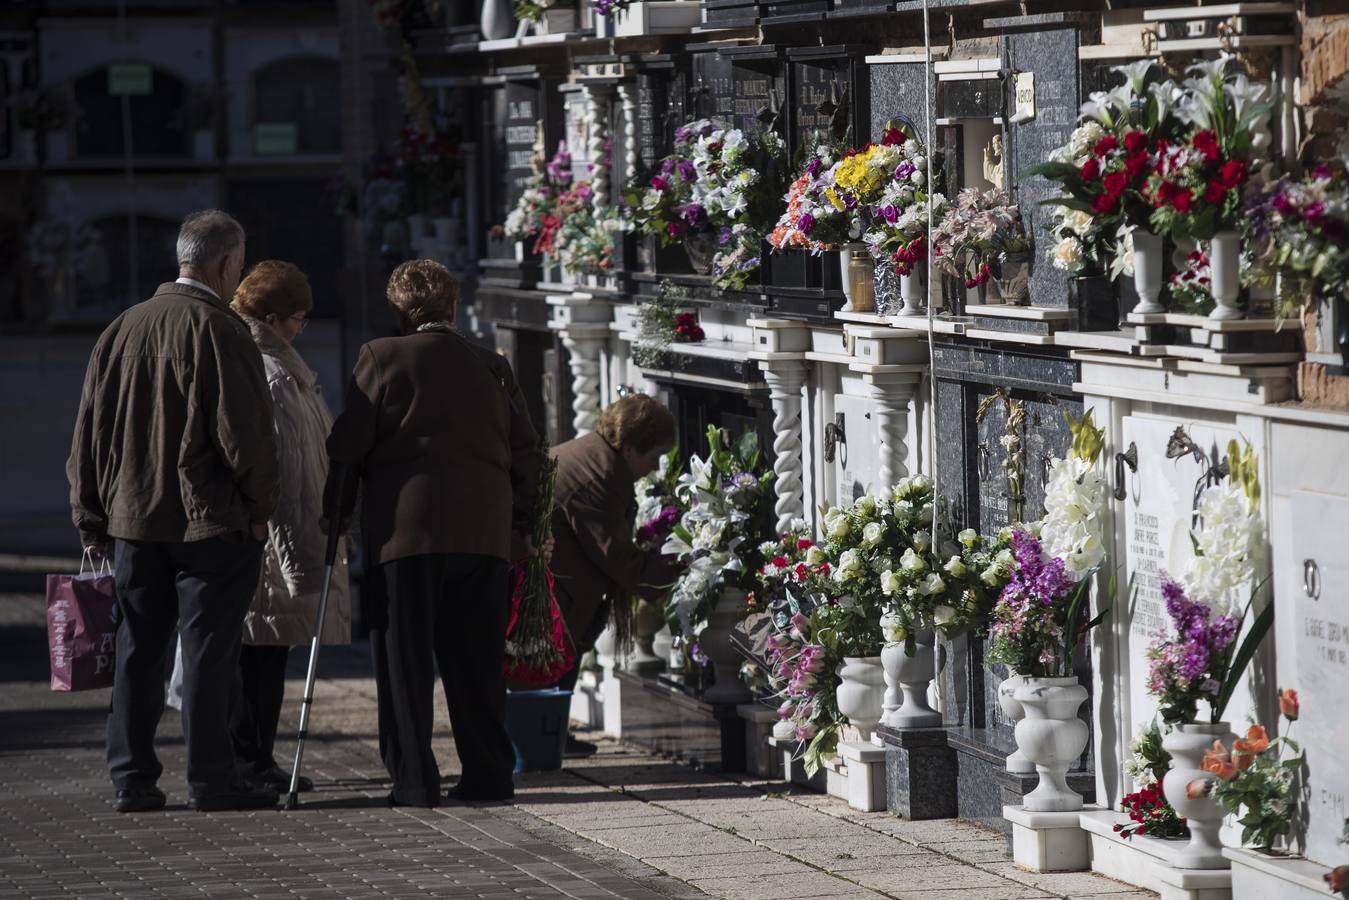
left=1145, top=575, right=1240, bottom=726
left=985, top=528, right=1098, bottom=677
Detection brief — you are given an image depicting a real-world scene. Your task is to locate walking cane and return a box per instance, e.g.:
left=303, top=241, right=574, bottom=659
left=286, top=464, right=351, bottom=810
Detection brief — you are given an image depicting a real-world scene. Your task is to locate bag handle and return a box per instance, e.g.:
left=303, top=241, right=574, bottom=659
left=79, top=547, right=112, bottom=576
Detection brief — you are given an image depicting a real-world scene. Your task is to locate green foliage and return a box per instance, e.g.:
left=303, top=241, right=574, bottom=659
left=1210, top=726, right=1304, bottom=850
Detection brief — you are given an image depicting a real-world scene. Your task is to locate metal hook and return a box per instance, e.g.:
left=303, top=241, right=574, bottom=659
left=1303, top=559, right=1321, bottom=601
left=978, top=442, right=992, bottom=483
left=1113, top=441, right=1138, bottom=502
left=824, top=412, right=846, bottom=464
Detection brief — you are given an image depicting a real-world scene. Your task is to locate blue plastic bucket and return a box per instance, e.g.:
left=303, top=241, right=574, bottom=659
left=504, top=688, right=572, bottom=773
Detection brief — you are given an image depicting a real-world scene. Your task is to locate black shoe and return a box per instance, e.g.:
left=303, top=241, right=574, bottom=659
left=114, top=786, right=166, bottom=813
left=387, top=790, right=439, bottom=808
left=248, top=766, right=313, bottom=793
left=188, top=784, right=279, bottom=812
left=564, top=736, right=598, bottom=758
left=446, top=782, right=514, bottom=803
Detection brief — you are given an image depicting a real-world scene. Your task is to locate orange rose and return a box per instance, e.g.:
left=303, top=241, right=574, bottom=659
left=1185, top=778, right=1213, bottom=800
left=1326, top=864, right=1349, bottom=893
left=1232, top=750, right=1255, bottom=771
left=1201, top=740, right=1237, bottom=781
left=1279, top=688, right=1299, bottom=722
left=1234, top=724, right=1270, bottom=755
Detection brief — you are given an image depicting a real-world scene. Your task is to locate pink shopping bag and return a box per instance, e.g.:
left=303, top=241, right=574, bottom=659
left=47, top=552, right=120, bottom=691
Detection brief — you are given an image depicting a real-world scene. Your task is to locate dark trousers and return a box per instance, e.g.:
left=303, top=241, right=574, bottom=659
left=368, top=552, right=513, bottom=806
left=108, top=536, right=262, bottom=796
left=231, top=644, right=291, bottom=774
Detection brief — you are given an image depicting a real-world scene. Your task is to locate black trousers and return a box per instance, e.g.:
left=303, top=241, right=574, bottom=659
left=108, top=536, right=262, bottom=796
left=231, top=644, right=291, bottom=774
left=368, top=553, right=513, bottom=806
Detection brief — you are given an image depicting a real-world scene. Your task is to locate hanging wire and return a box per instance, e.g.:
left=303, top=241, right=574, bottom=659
left=922, top=0, right=943, bottom=548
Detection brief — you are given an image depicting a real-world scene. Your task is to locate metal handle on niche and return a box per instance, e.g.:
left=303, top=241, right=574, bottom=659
left=824, top=413, right=846, bottom=464
left=1113, top=441, right=1138, bottom=502
left=1304, top=558, right=1321, bottom=601
left=978, top=443, right=991, bottom=482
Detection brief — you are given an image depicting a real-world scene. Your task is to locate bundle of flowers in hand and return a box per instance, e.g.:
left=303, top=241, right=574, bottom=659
left=504, top=443, right=574, bottom=684
left=860, top=125, right=946, bottom=287
left=1243, top=160, right=1349, bottom=321
left=1193, top=689, right=1303, bottom=852
left=625, top=118, right=786, bottom=291
left=1029, top=61, right=1184, bottom=280
left=1146, top=56, right=1272, bottom=318
left=768, top=139, right=855, bottom=254
left=634, top=449, right=685, bottom=551
left=660, top=425, right=776, bottom=641
left=1115, top=721, right=1187, bottom=840
left=932, top=188, right=1030, bottom=297
left=503, top=142, right=573, bottom=257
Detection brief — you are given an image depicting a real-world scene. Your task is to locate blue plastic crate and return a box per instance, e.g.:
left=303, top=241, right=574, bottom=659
left=504, top=688, right=572, bottom=773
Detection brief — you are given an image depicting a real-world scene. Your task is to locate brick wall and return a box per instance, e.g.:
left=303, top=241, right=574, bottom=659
left=1301, top=2, right=1349, bottom=157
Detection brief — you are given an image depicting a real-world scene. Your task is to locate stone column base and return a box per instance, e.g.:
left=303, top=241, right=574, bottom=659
left=876, top=725, right=957, bottom=820
left=1004, top=804, right=1093, bottom=873
left=838, top=741, right=887, bottom=812
left=738, top=704, right=784, bottom=780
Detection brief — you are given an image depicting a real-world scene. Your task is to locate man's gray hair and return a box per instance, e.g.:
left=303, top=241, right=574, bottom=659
left=176, top=209, right=245, bottom=270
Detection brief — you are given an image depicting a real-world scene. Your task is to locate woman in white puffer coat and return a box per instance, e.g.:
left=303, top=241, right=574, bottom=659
left=228, top=260, right=351, bottom=792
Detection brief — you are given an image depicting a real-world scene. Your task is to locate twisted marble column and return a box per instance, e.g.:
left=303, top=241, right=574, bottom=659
left=583, top=84, right=610, bottom=212
left=562, top=332, right=605, bottom=436
left=763, top=363, right=808, bottom=534
left=867, top=377, right=915, bottom=491
left=616, top=82, right=638, bottom=191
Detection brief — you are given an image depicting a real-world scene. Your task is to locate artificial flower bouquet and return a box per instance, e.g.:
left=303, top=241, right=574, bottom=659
left=1029, top=61, right=1183, bottom=279
left=634, top=449, right=685, bottom=551
left=769, top=139, right=857, bottom=253
left=1145, top=441, right=1270, bottom=727
left=932, top=188, right=1030, bottom=290
left=503, top=141, right=572, bottom=257
left=1146, top=56, right=1272, bottom=242
left=1193, top=689, right=1303, bottom=851
left=592, top=0, right=630, bottom=16
left=984, top=411, right=1111, bottom=677
left=625, top=118, right=786, bottom=291
left=660, top=426, right=777, bottom=633
left=860, top=125, right=946, bottom=278
left=1243, top=161, right=1349, bottom=319
left=1115, top=721, right=1187, bottom=840
left=556, top=197, right=629, bottom=277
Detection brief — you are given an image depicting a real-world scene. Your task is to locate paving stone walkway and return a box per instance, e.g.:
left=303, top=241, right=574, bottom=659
left=0, top=592, right=1153, bottom=900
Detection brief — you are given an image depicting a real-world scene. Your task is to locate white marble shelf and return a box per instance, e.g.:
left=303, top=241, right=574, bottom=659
left=1079, top=809, right=1233, bottom=899
left=1142, top=2, right=1295, bottom=20
left=1224, top=847, right=1338, bottom=900
left=1126, top=312, right=1288, bottom=332
left=964, top=303, right=1077, bottom=321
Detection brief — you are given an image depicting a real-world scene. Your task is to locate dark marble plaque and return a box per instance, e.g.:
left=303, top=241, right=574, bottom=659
left=1005, top=25, right=1082, bottom=309
left=759, top=0, right=831, bottom=23
left=702, top=0, right=758, bottom=26
left=633, top=55, right=688, bottom=173
left=720, top=45, right=785, bottom=137
left=689, top=47, right=735, bottom=122
left=788, top=46, right=868, bottom=154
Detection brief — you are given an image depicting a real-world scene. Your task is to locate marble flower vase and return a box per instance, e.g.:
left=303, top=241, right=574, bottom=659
left=997, top=673, right=1036, bottom=774
left=880, top=626, right=941, bottom=729
left=835, top=656, right=885, bottom=741
left=700, top=588, right=751, bottom=704
left=1162, top=721, right=1236, bottom=869
left=1013, top=677, right=1089, bottom=812
left=1208, top=231, right=1243, bottom=321
left=1131, top=229, right=1166, bottom=315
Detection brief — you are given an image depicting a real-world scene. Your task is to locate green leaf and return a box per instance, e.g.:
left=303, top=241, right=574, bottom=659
left=1022, top=161, right=1081, bottom=182
left=737, top=429, right=760, bottom=465
left=1213, top=597, right=1274, bottom=721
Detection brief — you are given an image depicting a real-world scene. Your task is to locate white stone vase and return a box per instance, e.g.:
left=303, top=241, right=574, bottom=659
left=626, top=599, right=664, bottom=670
left=771, top=717, right=797, bottom=741
left=898, top=268, right=925, bottom=317
left=997, top=673, right=1035, bottom=774
left=592, top=624, right=618, bottom=673
left=882, top=627, right=941, bottom=729
left=835, top=656, right=885, bottom=742
left=651, top=624, right=674, bottom=662
left=700, top=589, right=751, bottom=704
left=1131, top=228, right=1166, bottom=314
left=480, top=0, right=512, bottom=39
left=1162, top=721, right=1236, bottom=869
left=838, top=244, right=860, bottom=311
left=1013, top=676, right=1089, bottom=812
left=1208, top=230, right=1243, bottom=321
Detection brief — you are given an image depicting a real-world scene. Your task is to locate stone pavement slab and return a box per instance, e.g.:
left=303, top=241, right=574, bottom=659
left=0, top=592, right=1152, bottom=900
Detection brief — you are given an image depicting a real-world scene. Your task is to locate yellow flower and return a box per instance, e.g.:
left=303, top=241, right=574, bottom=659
left=825, top=188, right=845, bottom=211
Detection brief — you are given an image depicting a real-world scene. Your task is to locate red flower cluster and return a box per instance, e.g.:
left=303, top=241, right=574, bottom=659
left=1079, top=129, right=1152, bottom=216
left=881, top=127, right=908, bottom=147
left=1113, top=783, right=1186, bottom=841
left=963, top=261, right=991, bottom=289
left=1148, top=130, right=1249, bottom=219
left=890, top=235, right=928, bottom=277
left=674, top=312, right=705, bottom=343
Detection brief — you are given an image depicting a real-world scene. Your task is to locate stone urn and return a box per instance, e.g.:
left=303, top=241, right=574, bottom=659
left=651, top=624, right=674, bottom=664
left=626, top=599, right=664, bottom=672
left=1162, top=721, right=1236, bottom=869
left=898, top=267, right=926, bottom=317
left=592, top=624, right=618, bottom=673
left=1208, top=231, right=1243, bottom=321
left=997, top=673, right=1035, bottom=774
left=480, top=0, right=512, bottom=39
left=699, top=588, right=751, bottom=703
left=1013, top=676, right=1089, bottom=812
left=1131, top=229, right=1166, bottom=314
left=835, top=656, right=885, bottom=742
left=881, top=627, right=941, bottom=729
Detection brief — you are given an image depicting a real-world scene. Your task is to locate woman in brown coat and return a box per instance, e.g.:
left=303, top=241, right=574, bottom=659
left=549, top=394, right=680, bottom=754
left=229, top=261, right=351, bottom=793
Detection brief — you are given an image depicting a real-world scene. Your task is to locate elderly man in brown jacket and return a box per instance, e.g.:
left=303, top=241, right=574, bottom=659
left=549, top=394, right=680, bottom=755
left=325, top=259, right=542, bottom=807
left=67, top=209, right=281, bottom=814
